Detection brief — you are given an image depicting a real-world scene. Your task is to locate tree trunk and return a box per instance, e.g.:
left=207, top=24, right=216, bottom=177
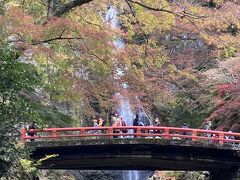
left=47, top=0, right=60, bottom=19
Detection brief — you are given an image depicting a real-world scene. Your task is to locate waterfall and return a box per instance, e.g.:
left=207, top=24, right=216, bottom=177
left=103, top=4, right=152, bottom=180
left=117, top=95, right=134, bottom=126
left=123, top=171, right=140, bottom=180
left=117, top=95, right=151, bottom=180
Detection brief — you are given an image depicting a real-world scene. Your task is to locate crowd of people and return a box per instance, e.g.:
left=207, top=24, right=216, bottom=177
left=89, top=115, right=237, bottom=144
left=91, top=113, right=162, bottom=133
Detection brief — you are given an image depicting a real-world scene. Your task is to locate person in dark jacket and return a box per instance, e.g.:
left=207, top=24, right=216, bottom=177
left=28, top=122, right=37, bottom=142
left=133, top=114, right=139, bottom=136
left=181, top=123, right=189, bottom=136
left=133, top=114, right=139, bottom=126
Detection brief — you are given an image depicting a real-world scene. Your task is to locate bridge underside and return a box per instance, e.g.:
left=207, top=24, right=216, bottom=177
left=29, top=139, right=240, bottom=171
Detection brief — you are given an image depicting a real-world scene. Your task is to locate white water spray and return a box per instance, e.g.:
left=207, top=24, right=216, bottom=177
left=117, top=95, right=134, bottom=126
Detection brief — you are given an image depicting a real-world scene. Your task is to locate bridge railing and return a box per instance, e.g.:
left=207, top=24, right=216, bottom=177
left=21, top=126, right=240, bottom=145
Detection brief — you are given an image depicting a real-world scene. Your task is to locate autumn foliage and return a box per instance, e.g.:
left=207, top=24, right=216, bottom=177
left=0, top=0, right=239, bottom=129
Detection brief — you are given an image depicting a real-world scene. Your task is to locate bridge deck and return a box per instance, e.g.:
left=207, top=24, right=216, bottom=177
left=29, top=138, right=240, bottom=171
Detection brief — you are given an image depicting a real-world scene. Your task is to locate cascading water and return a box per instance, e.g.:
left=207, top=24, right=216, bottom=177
left=122, top=171, right=140, bottom=180
left=117, top=95, right=151, bottom=180
left=104, top=4, right=151, bottom=180
left=117, top=95, right=134, bottom=126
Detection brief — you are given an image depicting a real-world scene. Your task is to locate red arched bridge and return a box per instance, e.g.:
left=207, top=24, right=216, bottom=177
left=22, top=126, right=240, bottom=174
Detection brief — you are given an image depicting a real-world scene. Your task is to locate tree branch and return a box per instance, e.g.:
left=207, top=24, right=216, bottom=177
left=126, top=0, right=175, bottom=15
left=32, top=37, right=83, bottom=45
left=126, top=0, right=205, bottom=19
left=53, top=0, right=94, bottom=17
left=31, top=29, right=83, bottom=45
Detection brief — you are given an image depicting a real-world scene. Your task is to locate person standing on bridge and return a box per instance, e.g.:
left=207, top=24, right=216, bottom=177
left=225, top=131, right=235, bottom=145
left=212, top=133, right=219, bottom=143
left=93, top=119, right=99, bottom=127
left=133, top=114, right=139, bottom=137
left=111, top=113, right=122, bottom=127
left=203, top=121, right=212, bottom=131
left=181, top=123, right=189, bottom=135
left=27, top=122, right=37, bottom=142
left=98, top=116, right=105, bottom=127
left=133, top=114, right=139, bottom=126
left=153, top=118, right=162, bottom=134
left=181, top=123, right=192, bottom=140
left=111, top=113, right=122, bottom=138
left=154, top=118, right=161, bottom=127
left=121, top=117, right=128, bottom=134
left=203, top=121, right=212, bottom=140
left=92, top=118, right=101, bottom=134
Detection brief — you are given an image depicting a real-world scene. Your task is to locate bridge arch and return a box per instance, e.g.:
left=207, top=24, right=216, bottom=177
left=22, top=126, right=240, bottom=174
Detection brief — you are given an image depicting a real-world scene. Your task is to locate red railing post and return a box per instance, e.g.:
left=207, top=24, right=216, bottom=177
left=80, top=128, right=85, bottom=138
left=145, top=129, right=148, bottom=135
left=109, top=127, right=113, bottom=139
left=136, top=127, right=141, bottom=138
left=52, top=129, right=57, bottom=140
left=21, top=128, right=26, bottom=143
left=219, top=132, right=224, bottom=144
left=80, top=128, right=85, bottom=133
left=164, top=128, right=169, bottom=139
left=192, top=130, right=197, bottom=141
